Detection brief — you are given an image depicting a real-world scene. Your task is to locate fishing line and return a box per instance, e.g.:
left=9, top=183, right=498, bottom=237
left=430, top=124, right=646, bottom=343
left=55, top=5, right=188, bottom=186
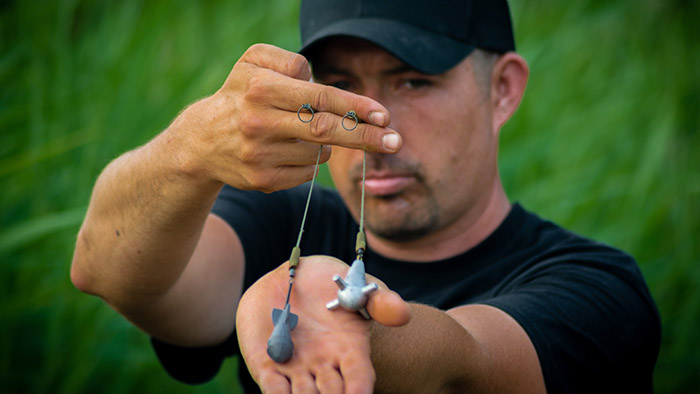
left=267, top=105, right=371, bottom=363
left=267, top=141, right=323, bottom=364
left=285, top=144, right=324, bottom=304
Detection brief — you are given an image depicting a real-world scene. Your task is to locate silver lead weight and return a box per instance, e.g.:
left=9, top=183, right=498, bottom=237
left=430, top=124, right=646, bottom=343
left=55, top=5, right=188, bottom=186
left=326, top=258, right=378, bottom=319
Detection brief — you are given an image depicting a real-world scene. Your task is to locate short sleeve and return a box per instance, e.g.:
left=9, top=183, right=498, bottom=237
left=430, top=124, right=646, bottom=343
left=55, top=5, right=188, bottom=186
left=483, top=250, right=660, bottom=394
left=150, top=330, right=239, bottom=385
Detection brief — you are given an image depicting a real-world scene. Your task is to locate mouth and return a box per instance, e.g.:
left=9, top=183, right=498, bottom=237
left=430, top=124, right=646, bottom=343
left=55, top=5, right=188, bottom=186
left=361, top=172, right=416, bottom=197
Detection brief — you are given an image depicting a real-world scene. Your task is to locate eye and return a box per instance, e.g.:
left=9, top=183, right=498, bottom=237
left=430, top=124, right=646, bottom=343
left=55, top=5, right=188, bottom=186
left=401, top=79, right=432, bottom=90
left=328, top=80, right=353, bottom=91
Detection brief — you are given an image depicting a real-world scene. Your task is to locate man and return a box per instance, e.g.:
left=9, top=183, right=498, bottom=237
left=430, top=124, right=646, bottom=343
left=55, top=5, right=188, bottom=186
left=71, top=0, right=661, bottom=393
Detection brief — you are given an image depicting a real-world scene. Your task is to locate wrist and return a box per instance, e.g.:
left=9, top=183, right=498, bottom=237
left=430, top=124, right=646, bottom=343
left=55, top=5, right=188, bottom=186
left=156, top=121, right=225, bottom=194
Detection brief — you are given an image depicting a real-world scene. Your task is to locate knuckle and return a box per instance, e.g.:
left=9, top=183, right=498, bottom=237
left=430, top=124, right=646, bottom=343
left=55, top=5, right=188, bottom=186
left=309, top=114, right=334, bottom=139
left=359, top=126, right=376, bottom=149
left=313, top=89, right=332, bottom=112
left=287, top=53, right=311, bottom=79
left=248, top=43, right=267, bottom=52
left=243, top=43, right=270, bottom=60
left=246, top=173, right=275, bottom=193
left=244, top=73, right=269, bottom=102
left=237, top=143, right=263, bottom=166
left=238, top=114, right=265, bottom=137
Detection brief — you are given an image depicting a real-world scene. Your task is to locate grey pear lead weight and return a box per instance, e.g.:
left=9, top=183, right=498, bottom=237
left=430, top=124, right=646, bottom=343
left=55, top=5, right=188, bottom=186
left=266, top=303, right=299, bottom=363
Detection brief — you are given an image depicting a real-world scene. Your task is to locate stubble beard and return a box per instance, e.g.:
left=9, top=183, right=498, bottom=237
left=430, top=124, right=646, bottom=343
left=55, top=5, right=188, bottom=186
left=364, top=193, right=441, bottom=242
left=349, top=156, right=442, bottom=243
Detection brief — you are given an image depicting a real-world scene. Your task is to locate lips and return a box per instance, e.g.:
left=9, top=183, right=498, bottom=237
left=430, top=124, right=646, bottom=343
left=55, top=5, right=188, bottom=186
left=362, top=173, right=415, bottom=196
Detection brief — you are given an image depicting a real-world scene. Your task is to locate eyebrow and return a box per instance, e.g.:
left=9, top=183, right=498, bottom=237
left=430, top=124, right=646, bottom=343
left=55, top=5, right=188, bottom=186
left=381, top=65, right=419, bottom=76
left=312, top=65, right=352, bottom=76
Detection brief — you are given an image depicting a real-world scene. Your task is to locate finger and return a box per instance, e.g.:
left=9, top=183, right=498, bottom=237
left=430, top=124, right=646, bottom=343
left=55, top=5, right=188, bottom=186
left=230, top=50, right=400, bottom=153
left=257, top=370, right=292, bottom=394
left=314, top=364, right=344, bottom=394
left=274, top=81, right=391, bottom=128
left=340, top=354, right=375, bottom=394
left=236, top=138, right=330, bottom=168
left=280, top=141, right=331, bottom=167
left=290, top=371, right=319, bottom=394
left=238, top=43, right=312, bottom=81
left=280, top=109, right=403, bottom=154
left=233, top=60, right=391, bottom=129
left=366, top=288, right=412, bottom=327
left=234, top=163, right=327, bottom=193
left=232, top=72, right=400, bottom=153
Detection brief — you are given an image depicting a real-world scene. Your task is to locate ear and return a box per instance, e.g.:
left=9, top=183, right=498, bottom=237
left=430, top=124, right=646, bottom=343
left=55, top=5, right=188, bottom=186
left=490, top=52, right=529, bottom=132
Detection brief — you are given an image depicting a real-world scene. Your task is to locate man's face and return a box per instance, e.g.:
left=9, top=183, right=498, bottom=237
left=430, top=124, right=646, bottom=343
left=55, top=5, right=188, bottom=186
left=311, top=38, right=500, bottom=243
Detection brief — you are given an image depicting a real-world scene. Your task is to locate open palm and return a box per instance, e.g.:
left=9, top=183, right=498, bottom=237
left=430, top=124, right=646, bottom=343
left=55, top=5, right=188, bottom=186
left=236, top=255, right=410, bottom=394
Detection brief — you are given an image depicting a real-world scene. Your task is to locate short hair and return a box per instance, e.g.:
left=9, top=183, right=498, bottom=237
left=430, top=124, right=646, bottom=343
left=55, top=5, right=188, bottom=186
left=470, top=49, right=501, bottom=95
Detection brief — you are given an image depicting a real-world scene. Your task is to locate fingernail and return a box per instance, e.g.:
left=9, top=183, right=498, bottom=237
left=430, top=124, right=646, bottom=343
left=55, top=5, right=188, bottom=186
left=369, top=112, right=386, bottom=126
left=382, top=133, right=401, bottom=151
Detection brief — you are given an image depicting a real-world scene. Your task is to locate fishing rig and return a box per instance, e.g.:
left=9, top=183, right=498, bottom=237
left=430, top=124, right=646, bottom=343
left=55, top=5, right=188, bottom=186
left=266, top=109, right=376, bottom=363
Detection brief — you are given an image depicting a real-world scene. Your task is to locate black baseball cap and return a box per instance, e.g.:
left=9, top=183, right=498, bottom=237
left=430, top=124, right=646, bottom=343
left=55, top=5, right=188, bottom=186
left=299, top=0, right=515, bottom=75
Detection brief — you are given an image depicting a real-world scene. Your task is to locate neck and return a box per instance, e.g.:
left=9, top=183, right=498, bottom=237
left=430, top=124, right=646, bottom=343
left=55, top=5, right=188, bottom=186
left=365, top=179, right=511, bottom=262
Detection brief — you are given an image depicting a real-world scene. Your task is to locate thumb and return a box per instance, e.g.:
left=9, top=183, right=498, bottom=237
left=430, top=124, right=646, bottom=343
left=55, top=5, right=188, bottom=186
left=367, top=288, right=411, bottom=327
left=237, top=43, right=312, bottom=81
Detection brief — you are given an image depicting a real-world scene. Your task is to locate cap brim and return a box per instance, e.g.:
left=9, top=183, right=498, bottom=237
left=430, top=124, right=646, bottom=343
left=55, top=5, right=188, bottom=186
left=299, top=18, right=475, bottom=75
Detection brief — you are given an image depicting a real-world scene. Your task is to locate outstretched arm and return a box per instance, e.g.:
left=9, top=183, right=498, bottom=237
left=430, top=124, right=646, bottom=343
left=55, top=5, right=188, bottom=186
left=371, top=304, right=545, bottom=393
left=237, top=256, right=545, bottom=393
left=71, top=43, right=401, bottom=348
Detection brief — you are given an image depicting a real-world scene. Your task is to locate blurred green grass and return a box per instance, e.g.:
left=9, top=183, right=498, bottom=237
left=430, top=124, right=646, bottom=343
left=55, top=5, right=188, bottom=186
left=1, top=1, right=698, bottom=392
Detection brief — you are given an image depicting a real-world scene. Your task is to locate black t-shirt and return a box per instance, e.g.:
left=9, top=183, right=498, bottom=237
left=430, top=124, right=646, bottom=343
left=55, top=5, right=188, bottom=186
left=152, top=184, right=660, bottom=393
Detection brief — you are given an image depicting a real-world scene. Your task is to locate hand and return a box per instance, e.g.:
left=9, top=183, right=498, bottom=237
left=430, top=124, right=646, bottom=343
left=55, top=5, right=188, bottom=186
left=163, top=44, right=402, bottom=193
left=236, top=255, right=410, bottom=393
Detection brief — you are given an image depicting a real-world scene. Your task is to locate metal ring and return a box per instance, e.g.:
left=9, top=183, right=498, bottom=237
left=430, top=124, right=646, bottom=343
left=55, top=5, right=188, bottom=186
left=341, top=111, right=358, bottom=131
left=297, top=103, right=314, bottom=123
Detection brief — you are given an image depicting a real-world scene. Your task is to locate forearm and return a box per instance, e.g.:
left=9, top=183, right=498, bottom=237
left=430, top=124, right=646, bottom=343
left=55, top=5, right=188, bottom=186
left=71, top=127, right=223, bottom=310
left=370, top=304, right=481, bottom=393
left=370, top=303, right=545, bottom=394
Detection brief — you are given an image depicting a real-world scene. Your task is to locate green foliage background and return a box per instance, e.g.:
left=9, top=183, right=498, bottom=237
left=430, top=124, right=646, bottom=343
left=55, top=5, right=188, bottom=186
left=1, top=1, right=698, bottom=392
